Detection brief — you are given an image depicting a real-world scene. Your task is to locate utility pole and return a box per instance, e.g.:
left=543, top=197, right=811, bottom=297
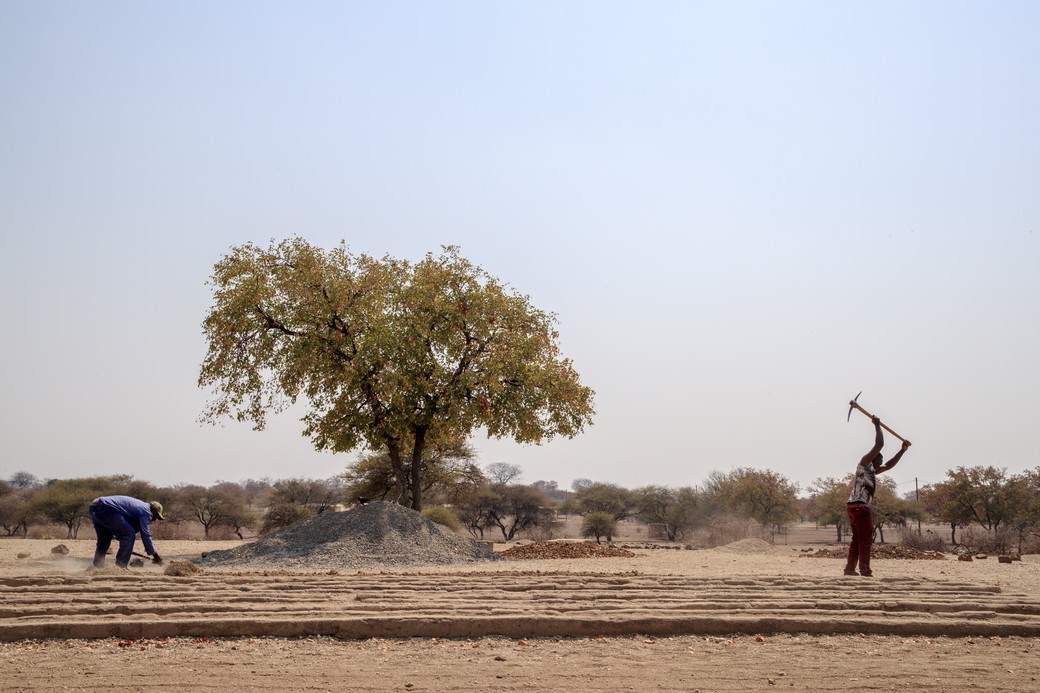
left=915, top=477, right=921, bottom=535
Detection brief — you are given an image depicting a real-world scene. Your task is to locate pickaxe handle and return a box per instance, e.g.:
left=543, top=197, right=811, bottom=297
left=848, top=400, right=912, bottom=446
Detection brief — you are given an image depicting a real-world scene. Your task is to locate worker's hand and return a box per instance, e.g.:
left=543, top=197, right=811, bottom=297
left=871, top=415, right=881, bottom=426
left=901, top=440, right=911, bottom=451
left=151, top=554, right=163, bottom=566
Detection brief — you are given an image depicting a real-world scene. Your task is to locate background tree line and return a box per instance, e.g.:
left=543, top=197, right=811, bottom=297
left=3, top=463, right=1038, bottom=554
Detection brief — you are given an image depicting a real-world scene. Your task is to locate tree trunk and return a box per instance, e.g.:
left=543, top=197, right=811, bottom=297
left=385, top=439, right=408, bottom=505
left=409, top=427, right=427, bottom=511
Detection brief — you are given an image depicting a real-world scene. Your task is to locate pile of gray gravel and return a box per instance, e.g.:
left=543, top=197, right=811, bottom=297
left=198, top=501, right=501, bottom=570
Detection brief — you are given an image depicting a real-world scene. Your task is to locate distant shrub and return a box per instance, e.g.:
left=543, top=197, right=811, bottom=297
left=523, top=510, right=560, bottom=542
left=260, top=503, right=316, bottom=534
left=422, top=505, right=460, bottom=531
left=956, top=526, right=1019, bottom=555
left=897, top=527, right=948, bottom=553
left=581, top=512, right=617, bottom=544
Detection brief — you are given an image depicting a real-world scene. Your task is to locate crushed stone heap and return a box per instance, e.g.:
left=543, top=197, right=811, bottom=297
left=198, top=501, right=501, bottom=570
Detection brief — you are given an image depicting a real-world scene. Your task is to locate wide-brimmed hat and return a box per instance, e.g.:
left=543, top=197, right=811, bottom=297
left=149, top=501, right=166, bottom=520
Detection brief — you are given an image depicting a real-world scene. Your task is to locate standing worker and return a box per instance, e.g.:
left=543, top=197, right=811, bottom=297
left=845, top=416, right=910, bottom=576
left=88, top=495, right=165, bottom=569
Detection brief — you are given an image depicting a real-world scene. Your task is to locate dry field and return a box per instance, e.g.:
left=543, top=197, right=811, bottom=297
left=2, top=531, right=1039, bottom=691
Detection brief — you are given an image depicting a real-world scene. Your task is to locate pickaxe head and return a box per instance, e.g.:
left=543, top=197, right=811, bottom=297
left=847, top=391, right=862, bottom=422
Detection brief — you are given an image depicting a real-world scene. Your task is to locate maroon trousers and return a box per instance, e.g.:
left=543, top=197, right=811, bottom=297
left=845, top=503, right=873, bottom=576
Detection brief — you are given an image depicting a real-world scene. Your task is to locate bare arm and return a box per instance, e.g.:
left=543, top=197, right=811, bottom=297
left=860, top=416, right=884, bottom=467
left=875, top=440, right=910, bottom=474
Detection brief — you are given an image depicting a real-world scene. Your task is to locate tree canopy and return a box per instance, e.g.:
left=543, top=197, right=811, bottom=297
left=199, top=239, right=595, bottom=510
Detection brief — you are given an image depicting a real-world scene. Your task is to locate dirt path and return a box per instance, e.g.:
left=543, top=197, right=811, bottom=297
left=3, top=633, right=1038, bottom=691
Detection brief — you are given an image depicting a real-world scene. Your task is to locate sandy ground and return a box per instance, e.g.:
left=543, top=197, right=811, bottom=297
left=2, top=537, right=1039, bottom=691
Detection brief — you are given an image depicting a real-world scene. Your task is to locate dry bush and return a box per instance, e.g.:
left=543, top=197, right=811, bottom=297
left=151, top=521, right=195, bottom=540
left=204, top=526, right=243, bottom=541
left=519, top=510, right=560, bottom=541
left=421, top=506, right=460, bottom=531
left=688, top=516, right=752, bottom=548
left=956, top=526, right=1016, bottom=555
left=897, top=527, right=948, bottom=553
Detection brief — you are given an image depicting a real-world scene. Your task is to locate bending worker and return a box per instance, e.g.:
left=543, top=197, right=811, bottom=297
left=88, top=495, right=165, bottom=569
left=845, top=416, right=909, bottom=577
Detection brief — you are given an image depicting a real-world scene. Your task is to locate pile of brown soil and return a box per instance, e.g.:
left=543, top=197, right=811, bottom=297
left=198, top=501, right=501, bottom=570
left=803, top=545, right=947, bottom=560
left=499, top=542, right=638, bottom=559
left=163, top=560, right=203, bottom=576
left=714, top=539, right=777, bottom=555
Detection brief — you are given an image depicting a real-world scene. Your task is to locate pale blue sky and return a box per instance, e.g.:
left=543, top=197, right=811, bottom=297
left=2, top=2, right=1037, bottom=496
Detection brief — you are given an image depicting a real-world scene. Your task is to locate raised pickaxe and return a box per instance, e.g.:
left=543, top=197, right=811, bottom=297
left=847, top=392, right=912, bottom=446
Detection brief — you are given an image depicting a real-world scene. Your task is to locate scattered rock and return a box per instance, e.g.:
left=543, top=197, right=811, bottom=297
left=803, top=545, right=946, bottom=561
left=958, top=554, right=973, bottom=562
left=129, top=558, right=145, bottom=568
left=977, top=554, right=988, bottom=560
left=50, top=544, right=70, bottom=555
left=998, top=556, right=1013, bottom=564
left=16, top=553, right=30, bottom=559
left=499, top=541, right=637, bottom=560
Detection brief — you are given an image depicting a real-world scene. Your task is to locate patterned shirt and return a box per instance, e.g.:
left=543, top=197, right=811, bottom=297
left=847, top=462, right=877, bottom=504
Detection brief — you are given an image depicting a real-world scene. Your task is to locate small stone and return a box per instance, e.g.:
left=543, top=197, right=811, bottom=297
left=16, top=553, right=30, bottom=559
left=998, top=556, right=1013, bottom=564
left=958, top=554, right=973, bottom=562
left=51, top=544, right=70, bottom=555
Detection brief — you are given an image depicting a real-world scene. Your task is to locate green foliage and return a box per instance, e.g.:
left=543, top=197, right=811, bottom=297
left=530, top=480, right=570, bottom=504
left=636, top=485, right=702, bottom=541
left=421, top=505, right=461, bottom=531
left=269, top=477, right=343, bottom=514
left=455, top=487, right=502, bottom=540
left=571, top=483, right=639, bottom=521
left=925, top=466, right=1040, bottom=551
left=260, top=502, right=316, bottom=534
left=454, top=482, right=553, bottom=541
left=199, top=240, right=595, bottom=511
left=0, top=483, right=38, bottom=536
left=341, top=440, right=485, bottom=506
left=806, top=476, right=854, bottom=542
left=869, top=477, right=914, bottom=543
left=485, top=483, right=550, bottom=541
left=176, top=484, right=257, bottom=538
left=30, top=475, right=141, bottom=539
left=581, top=512, right=617, bottom=544
left=710, top=468, right=799, bottom=540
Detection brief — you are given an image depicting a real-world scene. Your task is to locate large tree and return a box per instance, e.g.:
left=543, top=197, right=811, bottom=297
left=806, top=476, right=854, bottom=542
left=713, top=468, right=800, bottom=541
left=342, top=440, right=485, bottom=506
left=199, top=240, right=595, bottom=511
left=636, top=485, right=702, bottom=541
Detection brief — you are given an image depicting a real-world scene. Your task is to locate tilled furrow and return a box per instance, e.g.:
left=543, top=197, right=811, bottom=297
left=3, top=572, right=1037, bottom=641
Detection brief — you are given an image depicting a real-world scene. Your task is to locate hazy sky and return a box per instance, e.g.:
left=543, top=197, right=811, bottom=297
left=2, top=2, right=1037, bottom=498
